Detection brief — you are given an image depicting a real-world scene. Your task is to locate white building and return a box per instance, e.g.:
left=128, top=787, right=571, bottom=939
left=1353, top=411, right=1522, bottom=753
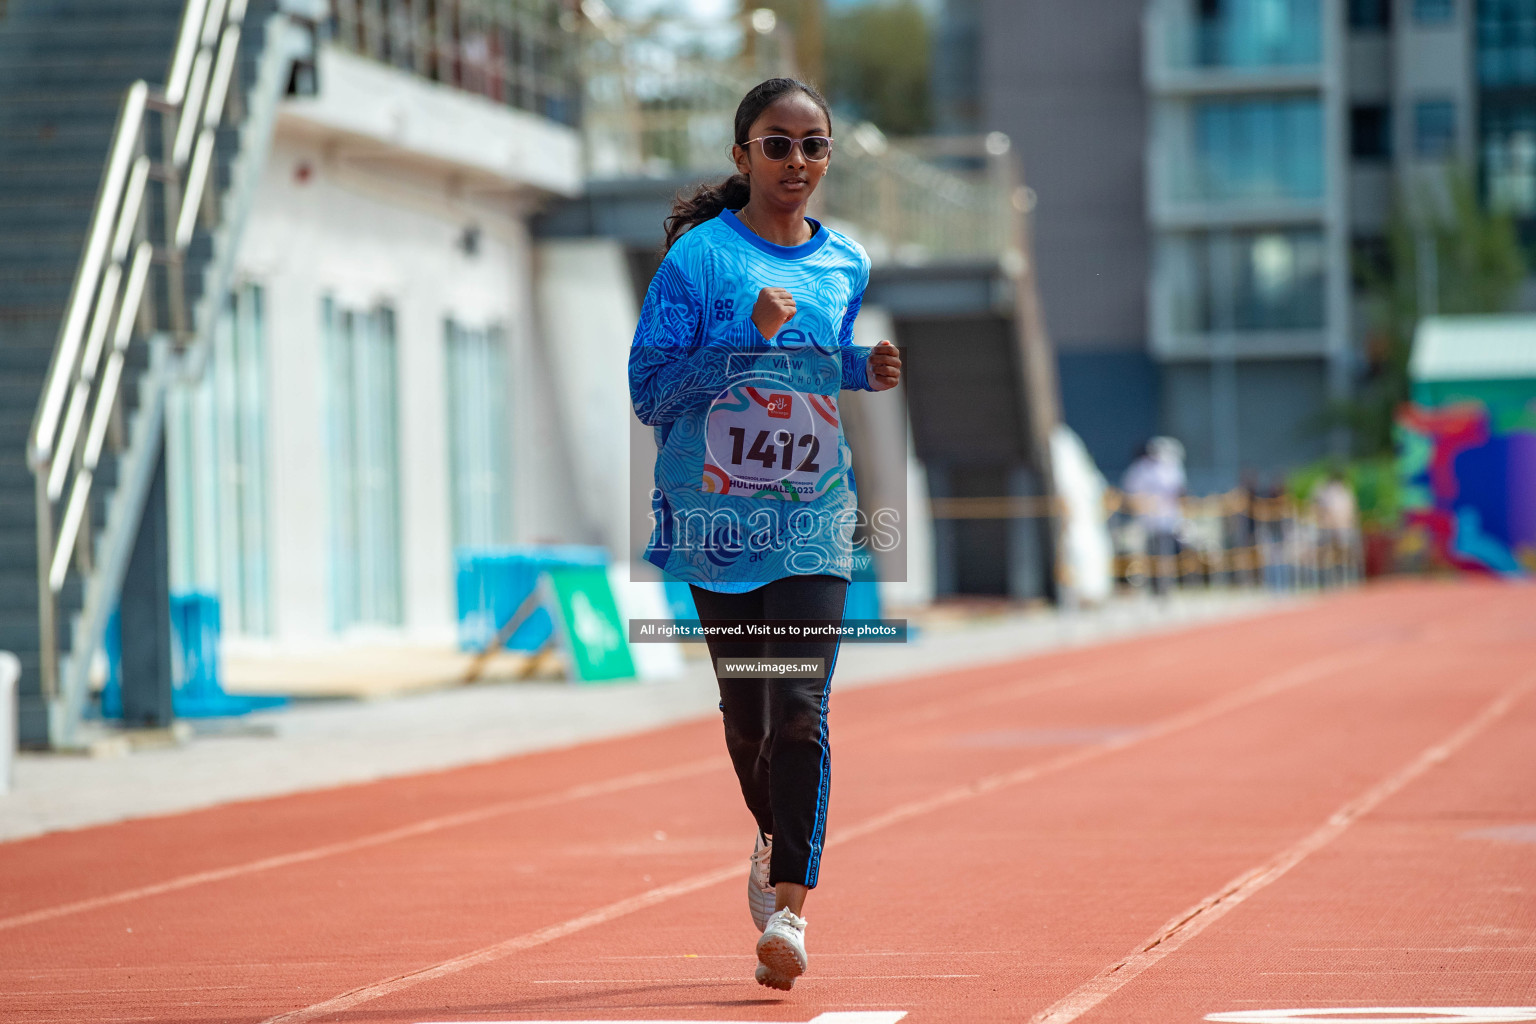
left=167, top=21, right=641, bottom=657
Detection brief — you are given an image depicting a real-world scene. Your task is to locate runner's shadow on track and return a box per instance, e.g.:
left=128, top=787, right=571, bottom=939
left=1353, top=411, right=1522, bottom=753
left=310, top=987, right=790, bottom=1022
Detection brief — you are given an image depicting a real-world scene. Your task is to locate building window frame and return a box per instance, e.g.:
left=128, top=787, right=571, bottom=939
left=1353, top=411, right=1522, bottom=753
left=1350, top=103, right=1393, bottom=160
left=1414, top=98, right=1458, bottom=158
left=1477, top=0, right=1536, bottom=87
left=1347, top=0, right=1391, bottom=30
left=323, top=296, right=405, bottom=631
left=1412, top=0, right=1456, bottom=25
left=215, top=282, right=273, bottom=636
left=444, top=318, right=511, bottom=551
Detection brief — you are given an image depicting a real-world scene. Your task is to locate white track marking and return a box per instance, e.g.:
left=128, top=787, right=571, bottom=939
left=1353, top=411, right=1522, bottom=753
left=828, top=648, right=1376, bottom=847
left=0, top=758, right=721, bottom=933
left=1026, top=681, right=1532, bottom=1024
left=1206, top=1010, right=1536, bottom=1024
left=530, top=974, right=978, bottom=983
left=257, top=647, right=1373, bottom=1024
left=416, top=1014, right=906, bottom=1024
left=0, top=635, right=1167, bottom=932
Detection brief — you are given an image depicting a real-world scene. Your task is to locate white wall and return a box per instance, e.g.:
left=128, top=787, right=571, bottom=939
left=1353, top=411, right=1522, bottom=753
left=227, top=127, right=585, bottom=649
left=288, top=46, right=583, bottom=198
left=532, top=239, right=642, bottom=556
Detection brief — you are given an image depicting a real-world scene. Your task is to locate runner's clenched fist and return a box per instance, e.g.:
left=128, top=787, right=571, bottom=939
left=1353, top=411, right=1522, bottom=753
left=752, top=287, right=796, bottom=340
left=867, top=339, right=901, bottom=391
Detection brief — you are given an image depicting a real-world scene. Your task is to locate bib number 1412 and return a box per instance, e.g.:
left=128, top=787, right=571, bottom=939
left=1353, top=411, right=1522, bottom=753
left=726, top=426, right=820, bottom=473
left=702, top=385, right=840, bottom=500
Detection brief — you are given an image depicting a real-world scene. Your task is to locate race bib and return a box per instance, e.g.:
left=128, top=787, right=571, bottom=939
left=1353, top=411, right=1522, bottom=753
left=702, top=383, right=843, bottom=501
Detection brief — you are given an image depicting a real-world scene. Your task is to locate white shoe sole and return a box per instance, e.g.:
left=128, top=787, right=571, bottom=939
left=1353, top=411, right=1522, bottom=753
left=755, top=930, right=807, bottom=990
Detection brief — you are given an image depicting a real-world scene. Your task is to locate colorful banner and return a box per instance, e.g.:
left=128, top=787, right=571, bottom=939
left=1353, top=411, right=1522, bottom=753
left=1396, top=385, right=1536, bottom=576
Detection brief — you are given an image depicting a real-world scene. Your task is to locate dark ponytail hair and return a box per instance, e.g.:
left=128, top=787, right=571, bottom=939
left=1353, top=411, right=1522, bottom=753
left=662, top=77, right=832, bottom=252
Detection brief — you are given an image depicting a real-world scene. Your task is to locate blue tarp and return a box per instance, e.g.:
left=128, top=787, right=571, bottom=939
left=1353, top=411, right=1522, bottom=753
left=101, top=594, right=288, bottom=719
left=455, top=545, right=609, bottom=652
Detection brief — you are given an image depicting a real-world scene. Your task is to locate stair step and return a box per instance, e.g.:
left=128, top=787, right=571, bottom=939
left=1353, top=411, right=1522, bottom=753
left=0, top=53, right=168, bottom=85
left=0, top=573, right=79, bottom=613
left=5, top=0, right=183, bottom=18
left=0, top=37, right=179, bottom=65
left=0, top=199, right=94, bottom=231
left=0, top=240, right=86, bottom=263
left=0, top=14, right=181, bottom=38
left=0, top=616, right=43, bottom=654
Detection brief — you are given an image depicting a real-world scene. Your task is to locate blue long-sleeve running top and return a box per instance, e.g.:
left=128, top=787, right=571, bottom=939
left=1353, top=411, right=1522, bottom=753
left=629, top=207, right=875, bottom=593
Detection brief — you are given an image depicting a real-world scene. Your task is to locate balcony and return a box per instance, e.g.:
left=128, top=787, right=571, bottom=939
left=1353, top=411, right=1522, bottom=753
left=1149, top=226, right=1333, bottom=360
left=1148, top=93, right=1328, bottom=226
left=579, top=13, right=1014, bottom=266
left=326, top=0, right=581, bottom=128
left=1145, top=0, right=1325, bottom=95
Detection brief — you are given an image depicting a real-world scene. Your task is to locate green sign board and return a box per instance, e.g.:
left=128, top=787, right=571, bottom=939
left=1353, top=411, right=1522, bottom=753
left=541, top=567, right=637, bottom=683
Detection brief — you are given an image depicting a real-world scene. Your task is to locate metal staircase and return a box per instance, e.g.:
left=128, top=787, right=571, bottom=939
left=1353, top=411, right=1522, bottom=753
left=0, top=0, right=300, bottom=747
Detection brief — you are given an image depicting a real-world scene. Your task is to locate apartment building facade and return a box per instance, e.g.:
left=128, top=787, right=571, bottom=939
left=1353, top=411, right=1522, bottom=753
left=936, top=0, right=1534, bottom=491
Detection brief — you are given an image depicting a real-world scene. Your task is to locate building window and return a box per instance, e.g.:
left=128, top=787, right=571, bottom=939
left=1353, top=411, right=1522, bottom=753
left=1348, top=0, right=1390, bottom=30
left=1483, top=105, right=1536, bottom=216
left=1413, top=0, right=1455, bottom=24
left=1350, top=235, right=1392, bottom=293
left=1350, top=104, right=1393, bottom=159
left=323, top=298, right=404, bottom=630
left=1192, top=0, right=1322, bottom=68
left=215, top=284, right=272, bottom=636
left=1191, top=97, right=1325, bottom=201
left=1163, top=229, right=1327, bottom=333
left=1478, top=0, right=1536, bottom=87
left=444, top=320, right=510, bottom=550
left=1414, top=99, right=1458, bottom=157
left=166, top=283, right=272, bottom=636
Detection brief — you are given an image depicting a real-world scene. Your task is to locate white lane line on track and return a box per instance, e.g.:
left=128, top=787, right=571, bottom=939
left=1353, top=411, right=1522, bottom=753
left=1025, top=679, right=1533, bottom=1024
left=531, top=974, right=981, bottom=983
left=595, top=951, right=1020, bottom=959
left=256, top=646, right=1376, bottom=1024
left=0, top=651, right=1118, bottom=933
left=0, top=758, right=722, bottom=933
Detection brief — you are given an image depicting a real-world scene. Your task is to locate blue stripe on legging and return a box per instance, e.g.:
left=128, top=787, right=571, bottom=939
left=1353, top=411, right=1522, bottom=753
left=804, top=586, right=847, bottom=887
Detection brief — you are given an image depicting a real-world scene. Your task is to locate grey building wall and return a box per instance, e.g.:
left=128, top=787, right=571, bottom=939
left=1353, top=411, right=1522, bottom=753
left=935, top=0, right=1160, bottom=478
left=1163, top=361, right=1331, bottom=492
left=976, top=0, right=1150, bottom=356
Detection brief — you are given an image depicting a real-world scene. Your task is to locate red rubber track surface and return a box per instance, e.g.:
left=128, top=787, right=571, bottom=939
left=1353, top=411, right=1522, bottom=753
left=2, top=580, right=1533, bottom=1024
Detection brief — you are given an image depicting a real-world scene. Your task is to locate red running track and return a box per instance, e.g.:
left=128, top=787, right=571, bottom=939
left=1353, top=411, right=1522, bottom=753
left=2, top=580, right=1533, bottom=1024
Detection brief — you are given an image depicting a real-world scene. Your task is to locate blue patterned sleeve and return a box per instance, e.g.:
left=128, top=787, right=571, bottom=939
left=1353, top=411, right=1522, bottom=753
left=839, top=261, right=874, bottom=392
left=629, top=257, right=766, bottom=426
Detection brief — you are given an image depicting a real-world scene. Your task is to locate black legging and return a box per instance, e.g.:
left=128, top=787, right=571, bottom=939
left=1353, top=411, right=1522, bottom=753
left=690, top=574, right=849, bottom=888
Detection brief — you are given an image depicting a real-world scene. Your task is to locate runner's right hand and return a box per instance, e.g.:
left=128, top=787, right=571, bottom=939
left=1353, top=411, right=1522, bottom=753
left=752, top=287, right=796, bottom=340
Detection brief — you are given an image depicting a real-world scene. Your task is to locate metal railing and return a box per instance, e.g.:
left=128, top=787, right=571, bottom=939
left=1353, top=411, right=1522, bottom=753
left=328, top=0, right=581, bottom=126
left=578, top=7, right=1013, bottom=265
left=930, top=488, right=1365, bottom=596
left=1108, top=490, right=1363, bottom=593
left=27, top=0, right=255, bottom=740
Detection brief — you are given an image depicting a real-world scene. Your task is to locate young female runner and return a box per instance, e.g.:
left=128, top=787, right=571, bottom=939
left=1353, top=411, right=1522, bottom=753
left=628, top=78, right=901, bottom=990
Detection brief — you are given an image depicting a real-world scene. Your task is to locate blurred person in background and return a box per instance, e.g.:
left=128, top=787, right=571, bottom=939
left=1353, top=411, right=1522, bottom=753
left=1233, top=469, right=1262, bottom=587
left=1122, top=437, right=1186, bottom=596
left=629, top=77, right=902, bottom=992
left=1313, top=470, right=1358, bottom=585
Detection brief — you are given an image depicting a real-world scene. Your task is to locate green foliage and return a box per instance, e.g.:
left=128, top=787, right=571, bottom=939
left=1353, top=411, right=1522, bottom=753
left=823, top=1, right=932, bottom=136
left=1288, top=456, right=1401, bottom=531
left=750, top=1, right=933, bottom=136
left=1345, top=167, right=1527, bottom=457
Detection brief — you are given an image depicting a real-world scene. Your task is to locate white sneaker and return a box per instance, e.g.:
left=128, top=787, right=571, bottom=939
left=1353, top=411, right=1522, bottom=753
left=754, top=907, right=807, bottom=990
left=748, top=831, right=775, bottom=933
